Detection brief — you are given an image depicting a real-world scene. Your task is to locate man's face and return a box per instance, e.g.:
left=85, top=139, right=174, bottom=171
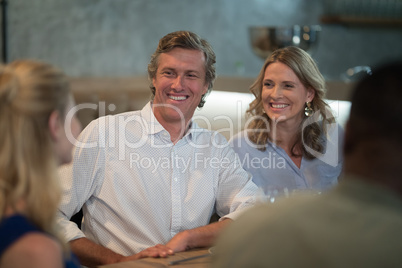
left=152, top=47, right=208, bottom=127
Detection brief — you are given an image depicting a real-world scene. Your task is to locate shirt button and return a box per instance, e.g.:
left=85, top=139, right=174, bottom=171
left=174, top=178, right=178, bottom=182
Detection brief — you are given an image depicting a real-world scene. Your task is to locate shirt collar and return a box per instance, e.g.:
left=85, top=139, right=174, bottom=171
left=140, top=101, right=201, bottom=140
left=140, top=102, right=165, bottom=135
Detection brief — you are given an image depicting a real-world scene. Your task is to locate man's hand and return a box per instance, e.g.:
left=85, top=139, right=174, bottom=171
left=121, top=244, right=175, bottom=262
left=166, top=219, right=233, bottom=253
left=165, top=230, right=191, bottom=252
left=125, top=219, right=232, bottom=261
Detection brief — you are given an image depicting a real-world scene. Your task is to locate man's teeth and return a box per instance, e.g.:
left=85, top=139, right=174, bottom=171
left=169, top=96, right=187, bottom=101
left=272, top=104, right=288, bottom=108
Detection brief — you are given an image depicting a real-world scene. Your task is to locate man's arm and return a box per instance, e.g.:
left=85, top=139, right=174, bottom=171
left=71, top=237, right=184, bottom=266
left=126, top=218, right=233, bottom=260
left=71, top=238, right=165, bottom=266
left=70, top=238, right=124, bottom=266
left=165, top=218, right=232, bottom=252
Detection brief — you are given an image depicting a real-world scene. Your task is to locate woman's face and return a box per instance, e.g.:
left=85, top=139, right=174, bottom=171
left=261, top=62, right=315, bottom=126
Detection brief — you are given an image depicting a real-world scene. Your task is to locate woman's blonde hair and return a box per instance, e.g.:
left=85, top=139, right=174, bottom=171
left=0, top=60, right=70, bottom=238
left=246, top=46, right=335, bottom=159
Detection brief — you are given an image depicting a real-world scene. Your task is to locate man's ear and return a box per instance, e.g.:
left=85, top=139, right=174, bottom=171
left=201, top=80, right=209, bottom=96
left=48, top=110, right=62, bottom=142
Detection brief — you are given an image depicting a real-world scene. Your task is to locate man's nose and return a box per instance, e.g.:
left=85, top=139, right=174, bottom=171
left=172, top=76, right=184, bottom=90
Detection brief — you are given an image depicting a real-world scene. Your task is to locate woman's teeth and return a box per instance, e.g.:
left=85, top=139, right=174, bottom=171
left=271, top=104, right=288, bottom=108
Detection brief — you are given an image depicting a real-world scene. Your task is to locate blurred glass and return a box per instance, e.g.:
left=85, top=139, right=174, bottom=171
left=257, top=186, right=321, bottom=204
left=341, top=65, right=372, bottom=83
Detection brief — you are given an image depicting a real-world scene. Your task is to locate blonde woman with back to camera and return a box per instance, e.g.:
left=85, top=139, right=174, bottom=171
left=230, top=46, right=344, bottom=196
left=0, top=60, right=81, bottom=268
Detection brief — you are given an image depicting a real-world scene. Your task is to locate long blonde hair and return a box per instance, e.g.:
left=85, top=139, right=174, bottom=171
left=246, top=46, right=335, bottom=158
left=0, top=60, right=70, bottom=237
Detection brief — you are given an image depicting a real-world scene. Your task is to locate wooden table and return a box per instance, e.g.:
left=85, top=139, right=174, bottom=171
left=97, top=248, right=212, bottom=268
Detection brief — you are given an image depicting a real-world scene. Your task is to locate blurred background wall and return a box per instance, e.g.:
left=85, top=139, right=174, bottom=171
left=5, top=0, right=402, bottom=81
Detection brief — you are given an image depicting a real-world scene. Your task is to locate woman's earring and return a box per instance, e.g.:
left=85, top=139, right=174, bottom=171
left=304, top=102, right=313, bottom=117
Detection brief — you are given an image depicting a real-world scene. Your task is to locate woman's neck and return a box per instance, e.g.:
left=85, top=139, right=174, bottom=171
left=3, top=199, right=27, bottom=217
left=268, top=119, right=301, bottom=151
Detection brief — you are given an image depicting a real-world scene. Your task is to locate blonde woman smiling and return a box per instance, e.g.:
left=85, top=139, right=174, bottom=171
left=231, top=46, right=343, bottom=194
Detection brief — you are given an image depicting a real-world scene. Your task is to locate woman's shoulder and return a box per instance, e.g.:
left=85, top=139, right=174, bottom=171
left=229, top=130, right=270, bottom=157
left=12, top=232, right=62, bottom=258
left=229, top=130, right=250, bottom=147
left=1, top=232, right=63, bottom=268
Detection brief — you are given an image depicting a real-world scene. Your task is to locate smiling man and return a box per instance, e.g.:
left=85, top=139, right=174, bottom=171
left=56, top=31, right=257, bottom=267
left=151, top=47, right=208, bottom=142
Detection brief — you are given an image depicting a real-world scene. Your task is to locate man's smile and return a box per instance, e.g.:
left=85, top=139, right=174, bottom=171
left=168, top=94, right=189, bottom=101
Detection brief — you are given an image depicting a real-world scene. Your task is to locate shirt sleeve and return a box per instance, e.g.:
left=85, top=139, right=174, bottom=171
left=56, top=119, right=105, bottom=242
left=215, top=137, right=258, bottom=221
